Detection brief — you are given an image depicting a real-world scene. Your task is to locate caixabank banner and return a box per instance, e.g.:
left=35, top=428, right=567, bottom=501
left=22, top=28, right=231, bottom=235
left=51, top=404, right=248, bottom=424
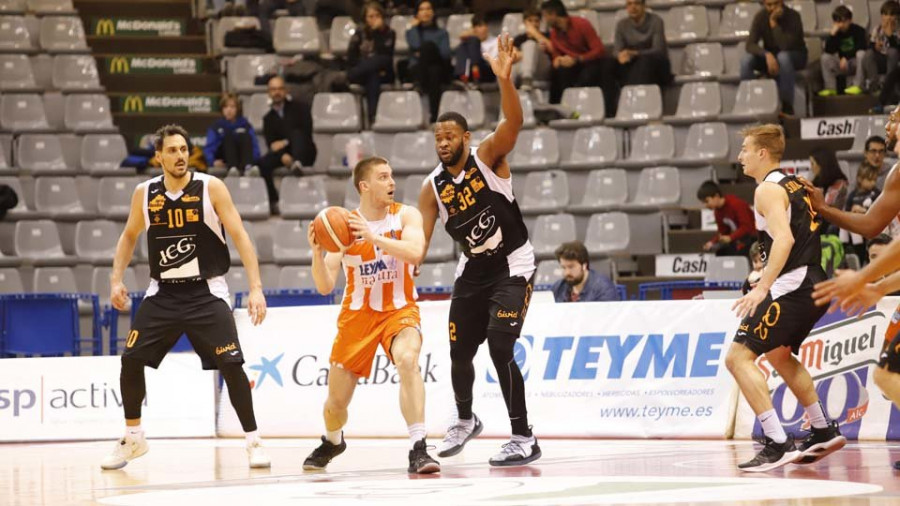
left=734, top=297, right=900, bottom=440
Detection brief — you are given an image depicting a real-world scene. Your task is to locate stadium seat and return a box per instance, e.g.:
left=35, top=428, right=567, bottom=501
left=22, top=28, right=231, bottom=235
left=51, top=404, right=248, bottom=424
left=416, top=261, right=456, bottom=292
left=510, top=128, right=560, bottom=171
left=549, top=87, right=606, bottom=129
left=501, top=12, right=525, bottom=36
left=664, top=5, right=710, bottom=45
left=33, top=265, right=77, bottom=293
left=278, top=265, right=317, bottom=290
left=0, top=15, right=36, bottom=52
left=16, top=134, right=72, bottom=175
left=585, top=211, right=664, bottom=255
left=605, top=85, right=662, bottom=127
left=711, top=2, right=759, bottom=43
left=0, top=176, right=32, bottom=218
left=74, top=219, right=120, bottom=265
left=568, top=168, right=628, bottom=213
left=590, top=0, right=625, bottom=11
left=789, top=0, right=819, bottom=35
left=312, top=92, right=361, bottom=133
left=499, top=90, right=537, bottom=128
left=327, top=131, right=378, bottom=175
left=278, top=175, right=328, bottom=219
left=519, top=170, right=570, bottom=214
left=272, top=219, right=313, bottom=265
left=273, top=16, right=320, bottom=56
left=426, top=226, right=455, bottom=262
left=227, top=54, right=278, bottom=94
left=91, top=266, right=137, bottom=305
left=81, top=134, right=130, bottom=176
left=673, top=122, right=730, bottom=166
left=328, top=16, right=356, bottom=58
left=0, top=268, right=24, bottom=293
left=0, top=1, right=27, bottom=15
left=225, top=266, right=250, bottom=299
left=14, top=219, right=76, bottom=265
left=1, top=93, right=50, bottom=132
left=531, top=213, right=577, bottom=259
left=225, top=221, right=255, bottom=265
left=0, top=54, right=39, bottom=91
left=372, top=91, right=424, bottom=132
left=438, top=90, right=485, bottom=130
left=64, top=94, right=115, bottom=133
left=51, top=54, right=102, bottom=92
left=243, top=92, right=269, bottom=130
left=534, top=259, right=562, bottom=289
left=214, top=16, right=264, bottom=56
left=400, top=174, right=423, bottom=205
left=561, top=126, right=620, bottom=170
left=445, top=14, right=473, bottom=51
left=97, top=176, right=140, bottom=220
left=706, top=256, right=750, bottom=282
left=619, top=124, right=675, bottom=169
left=390, top=131, right=438, bottom=174
left=817, top=0, right=868, bottom=33
left=34, top=175, right=92, bottom=219
left=623, top=166, right=681, bottom=210
left=390, top=15, right=413, bottom=55
left=224, top=177, right=269, bottom=220
left=662, top=81, right=721, bottom=124
left=27, top=0, right=75, bottom=14
left=39, top=16, right=88, bottom=53
left=719, top=79, right=779, bottom=123
left=838, top=115, right=889, bottom=161
left=674, top=42, right=725, bottom=83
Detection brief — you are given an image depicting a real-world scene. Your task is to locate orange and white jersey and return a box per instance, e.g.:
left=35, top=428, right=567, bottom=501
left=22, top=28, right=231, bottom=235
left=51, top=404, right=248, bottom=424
left=340, top=203, right=418, bottom=312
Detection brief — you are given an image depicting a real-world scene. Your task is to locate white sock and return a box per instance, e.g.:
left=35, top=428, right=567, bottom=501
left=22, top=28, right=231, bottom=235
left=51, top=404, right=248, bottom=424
left=408, top=423, right=427, bottom=446
left=805, top=401, right=829, bottom=429
left=125, top=425, right=143, bottom=438
left=245, top=430, right=260, bottom=445
left=326, top=429, right=342, bottom=445
left=758, top=409, right=787, bottom=444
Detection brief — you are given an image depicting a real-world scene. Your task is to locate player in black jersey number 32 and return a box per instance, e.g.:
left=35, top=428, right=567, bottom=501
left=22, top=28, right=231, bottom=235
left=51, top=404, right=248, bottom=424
left=727, top=124, right=846, bottom=473
left=418, top=33, right=541, bottom=466
left=100, top=125, right=270, bottom=470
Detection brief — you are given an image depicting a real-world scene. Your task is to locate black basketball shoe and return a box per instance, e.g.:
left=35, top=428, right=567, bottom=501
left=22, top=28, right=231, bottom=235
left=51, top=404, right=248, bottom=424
left=737, top=435, right=801, bottom=472
left=303, top=434, right=346, bottom=470
left=796, top=421, right=847, bottom=464
left=408, top=439, right=441, bottom=474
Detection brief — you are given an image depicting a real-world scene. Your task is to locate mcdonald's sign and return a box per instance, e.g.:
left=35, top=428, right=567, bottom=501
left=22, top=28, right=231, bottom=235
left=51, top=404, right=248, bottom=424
left=122, top=96, right=144, bottom=113
left=109, top=57, right=129, bottom=74
left=95, top=18, right=115, bottom=36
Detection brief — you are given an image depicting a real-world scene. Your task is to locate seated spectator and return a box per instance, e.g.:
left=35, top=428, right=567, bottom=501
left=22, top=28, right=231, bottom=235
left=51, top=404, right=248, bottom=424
left=819, top=6, right=868, bottom=96
left=842, top=164, right=881, bottom=261
left=742, top=241, right=764, bottom=294
left=453, top=13, right=497, bottom=86
left=811, top=147, right=849, bottom=234
left=259, top=76, right=317, bottom=214
left=740, top=0, right=807, bottom=116
left=406, top=0, right=452, bottom=123
left=551, top=241, right=618, bottom=302
left=540, top=0, right=618, bottom=115
left=862, top=1, right=900, bottom=93
left=868, top=233, right=893, bottom=262
left=348, top=2, right=395, bottom=124
left=697, top=181, right=756, bottom=257
left=859, top=135, right=893, bottom=189
left=512, top=8, right=553, bottom=88
left=204, top=93, right=260, bottom=177
left=614, top=0, right=671, bottom=87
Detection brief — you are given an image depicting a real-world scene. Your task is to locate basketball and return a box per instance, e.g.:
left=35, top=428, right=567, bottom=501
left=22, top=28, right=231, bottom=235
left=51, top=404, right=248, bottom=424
left=313, top=206, right=354, bottom=253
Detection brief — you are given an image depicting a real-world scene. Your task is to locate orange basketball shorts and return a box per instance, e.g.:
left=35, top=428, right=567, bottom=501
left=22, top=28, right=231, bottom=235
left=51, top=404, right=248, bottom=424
left=330, top=304, right=421, bottom=378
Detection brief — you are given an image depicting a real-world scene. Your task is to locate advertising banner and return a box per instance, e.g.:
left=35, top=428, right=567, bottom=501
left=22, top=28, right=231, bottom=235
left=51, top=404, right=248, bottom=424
left=118, top=95, right=215, bottom=114
left=655, top=253, right=711, bottom=277
left=734, top=298, right=900, bottom=440
left=0, top=354, right=215, bottom=441
left=93, top=18, right=184, bottom=37
left=800, top=116, right=864, bottom=139
left=106, top=56, right=200, bottom=75
left=219, top=299, right=741, bottom=438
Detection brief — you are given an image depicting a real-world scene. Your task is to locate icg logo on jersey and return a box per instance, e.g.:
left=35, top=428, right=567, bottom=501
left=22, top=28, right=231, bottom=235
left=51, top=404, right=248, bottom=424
left=158, top=236, right=197, bottom=268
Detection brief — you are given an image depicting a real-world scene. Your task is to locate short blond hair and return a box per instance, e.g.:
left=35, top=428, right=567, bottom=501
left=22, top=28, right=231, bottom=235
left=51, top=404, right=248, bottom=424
left=352, top=156, right=388, bottom=194
left=740, top=124, right=785, bottom=161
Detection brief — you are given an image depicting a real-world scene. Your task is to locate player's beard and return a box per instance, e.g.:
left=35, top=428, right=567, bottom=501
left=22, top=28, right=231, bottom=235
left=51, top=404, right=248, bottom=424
left=441, top=143, right=465, bottom=167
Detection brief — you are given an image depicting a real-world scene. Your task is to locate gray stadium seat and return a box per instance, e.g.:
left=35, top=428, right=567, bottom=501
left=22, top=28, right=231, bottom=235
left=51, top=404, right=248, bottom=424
left=226, top=221, right=256, bottom=265
left=0, top=1, right=26, bottom=15
left=549, top=87, right=605, bottom=129
left=64, top=94, right=115, bottom=133
left=519, top=170, right=570, bottom=214
left=438, top=90, right=485, bottom=130
left=243, top=92, right=269, bottom=131
left=561, top=126, right=619, bottom=170
left=1, top=93, right=50, bottom=132
left=0, top=268, right=24, bottom=293
left=401, top=174, right=424, bottom=205
left=499, top=90, right=537, bottom=128
left=576, top=9, right=602, bottom=35
left=390, top=15, right=413, bottom=55
left=224, top=177, right=269, bottom=220
left=214, top=17, right=264, bottom=56
left=838, top=115, right=889, bottom=160
left=664, top=5, right=710, bottom=45
left=33, top=266, right=76, bottom=292
left=789, top=0, right=819, bottom=35
left=327, top=131, right=378, bottom=175
left=225, top=266, right=250, bottom=297
left=14, top=220, right=75, bottom=265
left=534, top=259, right=562, bottom=289
left=590, top=0, right=625, bottom=11
left=343, top=176, right=360, bottom=208
left=39, top=16, right=88, bottom=53
left=706, top=255, right=750, bottom=282
left=605, top=85, right=662, bottom=127
left=91, top=266, right=137, bottom=304
left=0, top=15, right=35, bottom=52
left=501, top=12, right=525, bottom=36
left=817, top=0, right=868, bottom=32
left=417, top=261, right=456, bottom=291
left=531, top=213, right=577, bottom=259
left=568, top=168, right=628, bottom=213
left=329, top=16, right=356, bottom=57
left=585, top=212, right=663, bottom=255
left=34, top=175, right=92, bottom=219
left=27, top=0, right=75, bottom=14
left=662, top=81, right=721, bottom=124
left=445, top=14, right=473, bottom=51
left=272, top=219, right=313, bottom=265
left=619, top=124, right=675, bottom=168
left=712, top=2, right=759, bottom=43
left=17, top=134, right=73, bottom=175
left=279, top=175, right=328, bottom=219
left=97, top=176, right=140, bottom=220
left=390, top=131, right=438, bottom=174
left=563, top=0, right=588, bottom=8
left=674, top=122, right=730, bottom=166
left=719, top=79, right=779, bottom=123
left=675, top=42, right=725, bottom=83
left=624, top=166, right=681, bottom=210
left=0, top=54, right=39, bottom=91
left=81, top=134, right=130, bottom=176
left=74, top=219, right=120, bottom=265
left=0, top=176, right=32, bottom=218
left=278, top=265, right=317, bottom=290
left=510, top=128, right=560, bottom=171
left=312, top=92, right=360, bottom=133
left=227, top=54, right=278, bottom=94
left=426, top=226, right=455, bottom=262
left=372, top=91, right=424, bottom=132
left=51, top=54, right=102, bottom=91
left=273, top=17, right=320, bottom=56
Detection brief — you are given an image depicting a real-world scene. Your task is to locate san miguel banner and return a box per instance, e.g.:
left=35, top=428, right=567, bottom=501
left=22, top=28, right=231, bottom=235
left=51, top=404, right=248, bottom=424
left=220, top=298, right=741, bottom=438
left=106, top=56, right=201, bottom=75
left=118, top=95, right=215, bottom=114
left=92, top=18, right=184, bottom=37
left=734, top=297, right=900, bottom=441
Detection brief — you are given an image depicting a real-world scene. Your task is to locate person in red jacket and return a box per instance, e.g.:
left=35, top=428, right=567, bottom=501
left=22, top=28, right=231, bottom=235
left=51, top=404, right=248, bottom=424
left=697, top=180, right=757, bottom=256
left=540, top=0, right=618, bottom=115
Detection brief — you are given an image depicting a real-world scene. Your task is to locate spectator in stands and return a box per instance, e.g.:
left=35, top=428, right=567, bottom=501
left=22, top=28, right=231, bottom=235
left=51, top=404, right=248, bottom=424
left=512, top=8, right=552, bottom=89
left=740, top=0, right=806, bottom=116
left=347, top=2, right=396, bottom=124
left=696, top=181, right=756, bottom=257
left=819, top=6, right=868, bottom=97
left=551, top=241, right=618, bottom=302
left=259, top=76, right=317, bottom=214
left=742, top=241, right=764, bottom=294
left=204, top=93, right=261, bottom=177
left=614, top=0, right=671, bottom=87
left=406, top=0, right=452, bottom=123
left=861, top=1, right=900, bottom=93
left=453, top=13, right=498, bottom=87
left=859, top=135, right=893, bottom=189
left=540, top=0, right=618, bottom=115
left=811, top=147, right=849, bottom=235
left=843, top=164, right=882, bottom=261
left=868, top=233, right=893, bottom=261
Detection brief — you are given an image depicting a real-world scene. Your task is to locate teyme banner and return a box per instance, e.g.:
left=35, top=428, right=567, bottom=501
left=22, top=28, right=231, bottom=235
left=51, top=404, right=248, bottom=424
left=220, top=299, right=742, bottom=438
left=734, top=297, right=900, bottom=440
left=0, top=354, right=215, bottom=441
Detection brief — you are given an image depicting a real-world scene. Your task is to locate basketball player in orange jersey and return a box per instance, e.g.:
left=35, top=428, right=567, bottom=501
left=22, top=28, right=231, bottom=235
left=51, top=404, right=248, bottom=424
left=803, top=104, right=900, bottom=470
left=304, top=156, right=440, bottom=474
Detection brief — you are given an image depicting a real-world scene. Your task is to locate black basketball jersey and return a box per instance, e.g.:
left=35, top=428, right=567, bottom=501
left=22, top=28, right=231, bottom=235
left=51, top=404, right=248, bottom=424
left=755, top=170, right=822, bottom=275
left=428, top=148, right=535, bottom=281
left=141, top=172, right=230, bottom=283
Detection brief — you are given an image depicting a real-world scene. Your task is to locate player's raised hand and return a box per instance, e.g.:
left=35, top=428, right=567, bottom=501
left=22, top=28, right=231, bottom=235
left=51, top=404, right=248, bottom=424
left=110, top=280, right=129, bottom=312
left=247, top=288, right=267, bottom=326
left=486, top=32, right=515, bottom=81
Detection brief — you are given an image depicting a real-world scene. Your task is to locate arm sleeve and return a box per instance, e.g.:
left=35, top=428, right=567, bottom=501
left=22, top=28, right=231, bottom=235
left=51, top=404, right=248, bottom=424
left=613, top=20, right=625, bottom=55
left=346, top=32, right=361, bottom=67
left=730, top=199, right=757, bottom=241
left=745, top=13, right=766, bottom=56
left=600, top=276, right=619, bottom=301
left=580, top=19, right=606, bottom=60
left=406, top=27, right=420, bottom=51
left=262, top=113, right=277, bottom=145
left=782, top=12, right=807, bottom=51
left=437, top=29, right=451, bottom=60
left=203, top=126, right=218, bottom=166
left=638, top=16, right=666, bottom=56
